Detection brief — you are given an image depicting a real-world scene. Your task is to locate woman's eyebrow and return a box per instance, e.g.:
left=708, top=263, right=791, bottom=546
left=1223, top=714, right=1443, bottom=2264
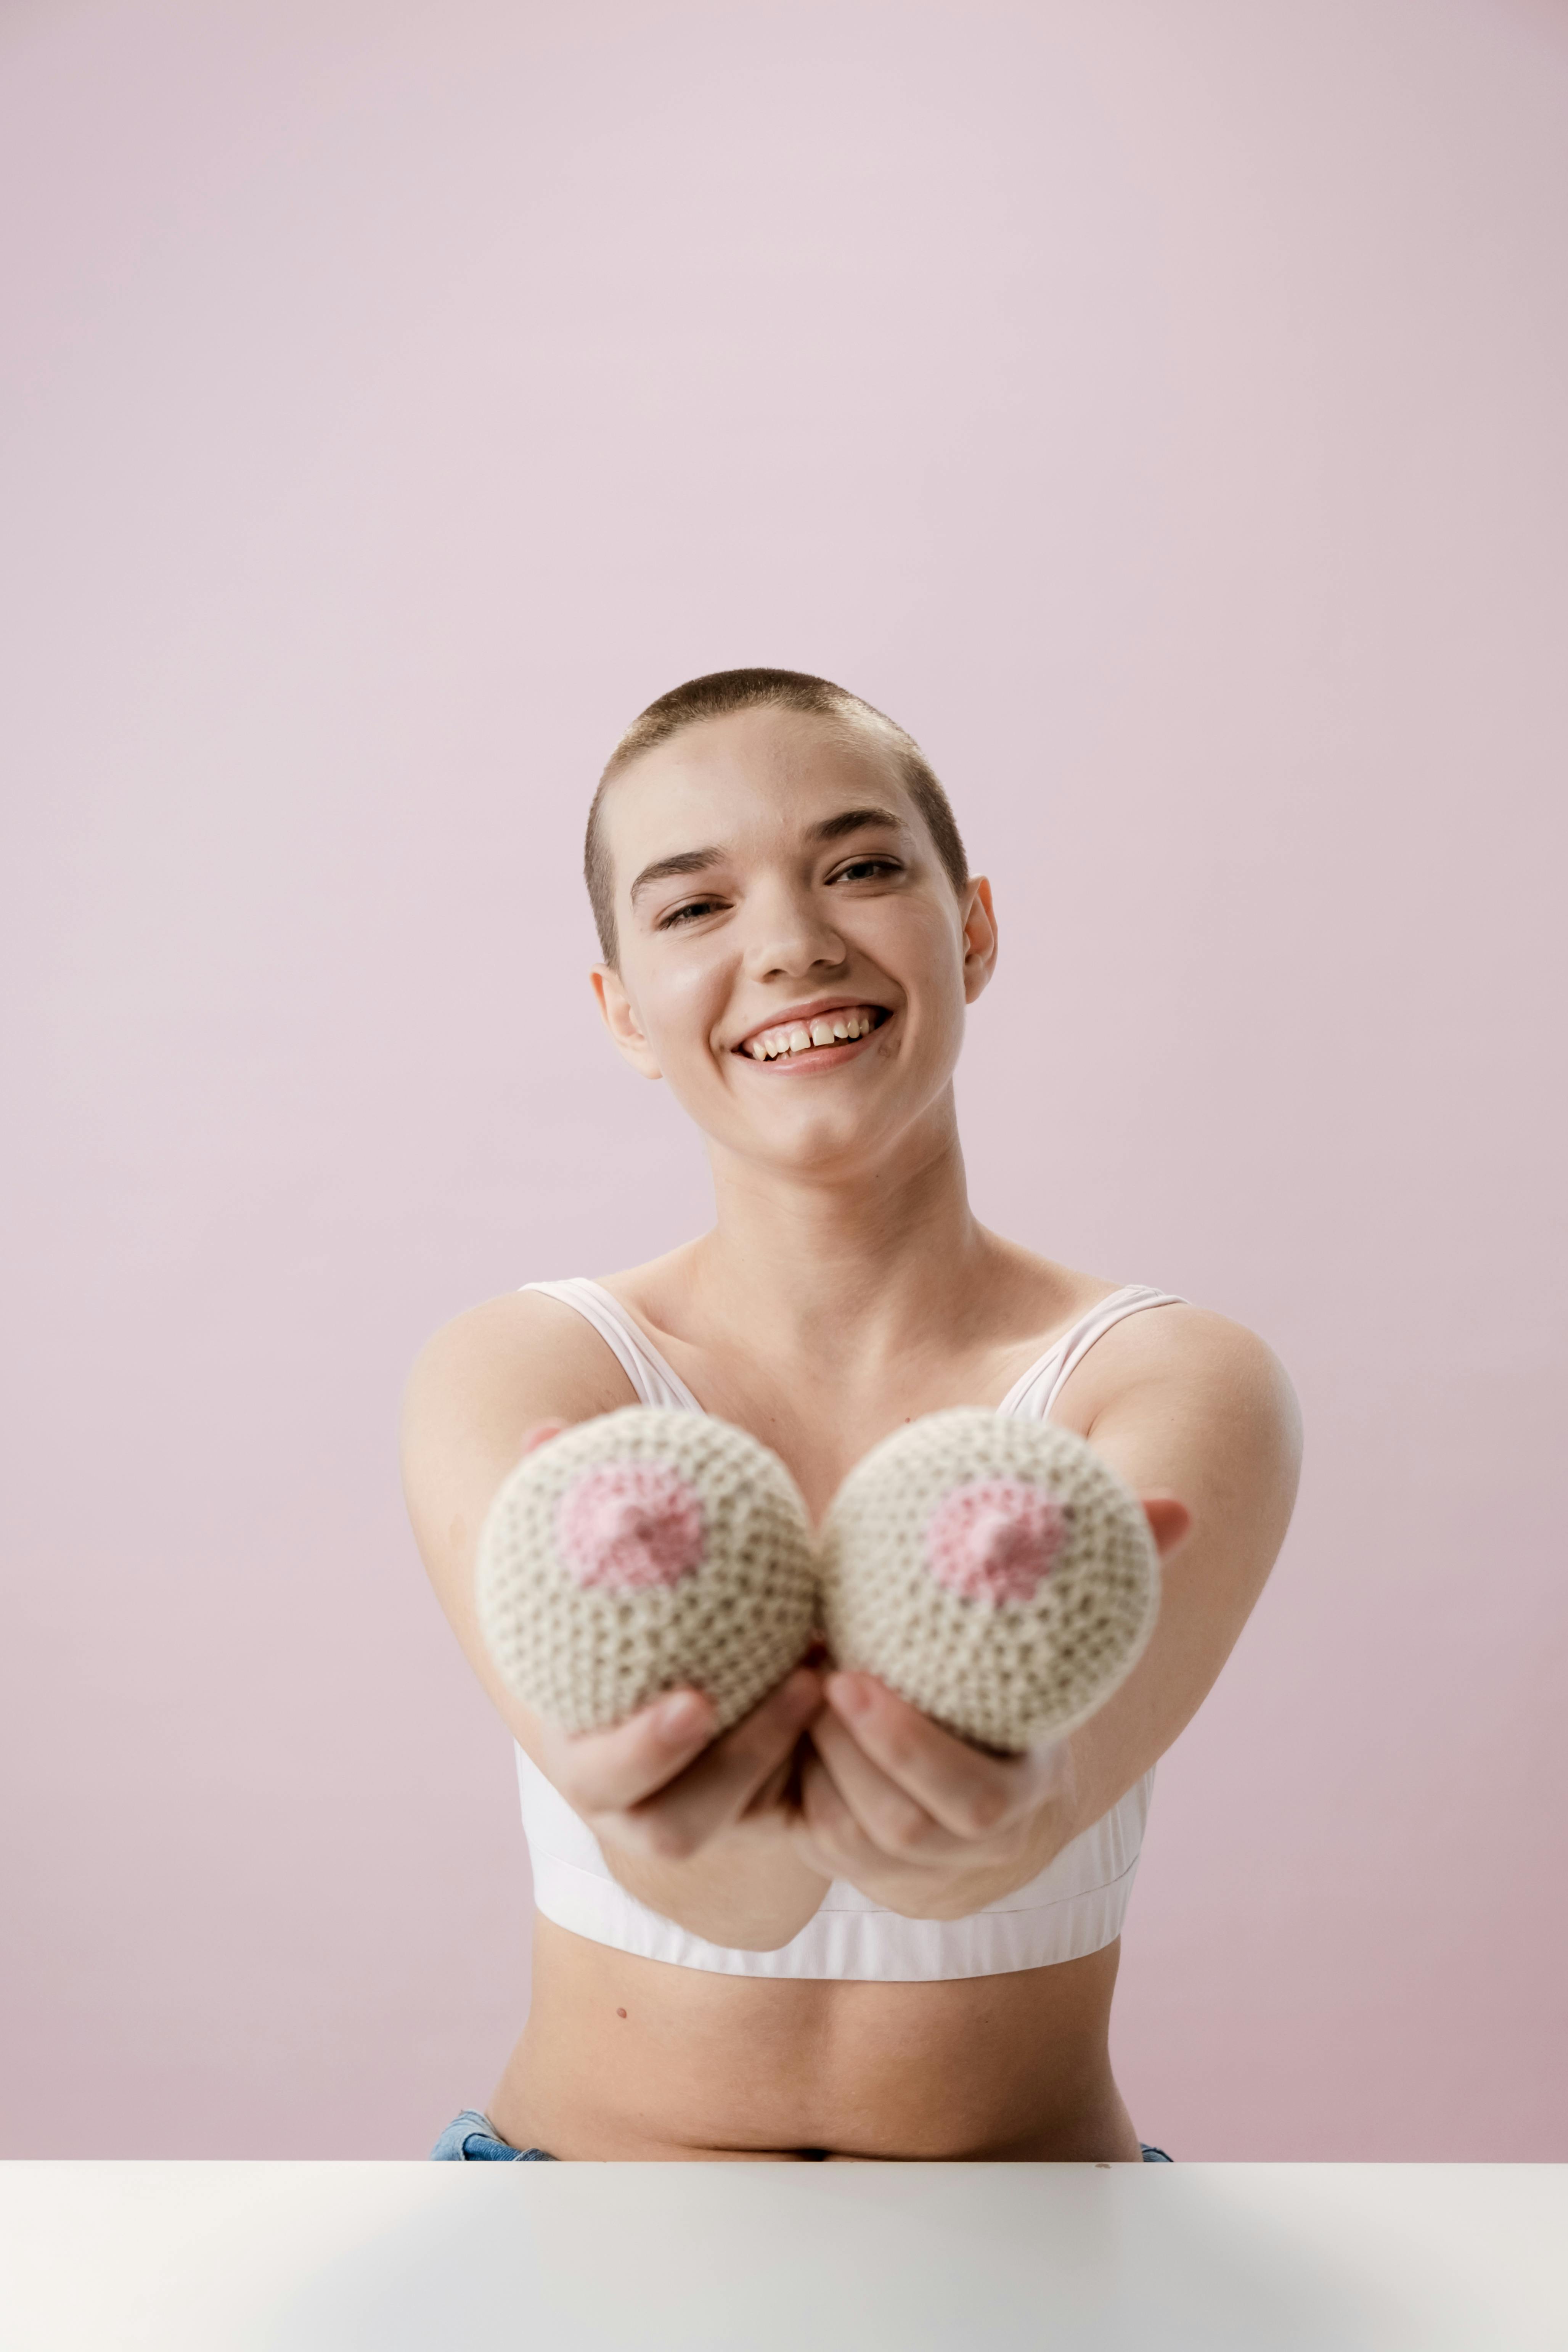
left=810, top=805, right=904, bottom=844
left=628, top=846, right=724, bottom=904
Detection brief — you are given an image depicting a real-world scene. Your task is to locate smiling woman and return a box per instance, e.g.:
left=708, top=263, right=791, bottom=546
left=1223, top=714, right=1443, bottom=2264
left=398, top=666, right=1302, bottom=2163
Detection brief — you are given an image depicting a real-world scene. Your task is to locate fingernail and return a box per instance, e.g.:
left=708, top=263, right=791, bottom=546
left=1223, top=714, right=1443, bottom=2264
left=656, top=1693, right=708, bottom=1742
left=829, top=1674, right=871, bottom=1718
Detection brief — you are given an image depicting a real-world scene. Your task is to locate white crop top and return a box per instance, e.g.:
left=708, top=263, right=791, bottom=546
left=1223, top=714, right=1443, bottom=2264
left=513, top=1277, right=1185, bottom=1982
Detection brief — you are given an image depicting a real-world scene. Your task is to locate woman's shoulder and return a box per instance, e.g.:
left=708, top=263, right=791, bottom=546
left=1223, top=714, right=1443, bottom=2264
left=989, top=1234, right=1281, bottom=1364
left=1054, top=1285, right=1301, bottom=1465
left=400, top=1281, right=638, bottom=1454
left=975, top=1230, right=1294, bottom=1430
left=980, top=1234, right=1160, bottom=1350
left=576, top=1241, right=702, bottom=1325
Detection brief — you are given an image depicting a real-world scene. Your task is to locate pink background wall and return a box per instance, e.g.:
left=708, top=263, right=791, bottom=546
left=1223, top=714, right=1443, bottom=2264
left=3, top=0, right=1564, bottom=2159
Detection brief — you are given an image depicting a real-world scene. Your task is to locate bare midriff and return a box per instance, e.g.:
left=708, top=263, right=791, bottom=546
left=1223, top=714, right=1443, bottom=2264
left=487, top=1916, right=1143, bottom=2162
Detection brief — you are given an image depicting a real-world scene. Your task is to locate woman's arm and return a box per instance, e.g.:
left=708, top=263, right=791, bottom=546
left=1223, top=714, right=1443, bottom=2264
left=398, top=1292, right=832, bottom=1949
left=1053, top=1305, right=1303, bottom=1847
left=789, top=1307, right=1302, bottom=1917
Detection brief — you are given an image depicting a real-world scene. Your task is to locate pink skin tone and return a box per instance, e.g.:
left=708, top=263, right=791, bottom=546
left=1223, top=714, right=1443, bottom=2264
left=514, top=1415, right=1189, bottom=1909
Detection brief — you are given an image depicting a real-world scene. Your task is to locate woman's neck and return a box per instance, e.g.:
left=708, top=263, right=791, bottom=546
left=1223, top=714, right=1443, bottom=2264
left=684, top=1110, right=1001, bottom=1382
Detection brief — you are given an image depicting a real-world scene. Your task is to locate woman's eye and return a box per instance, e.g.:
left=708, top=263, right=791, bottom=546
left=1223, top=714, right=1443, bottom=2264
left=659, top=898, right=723, bottom=929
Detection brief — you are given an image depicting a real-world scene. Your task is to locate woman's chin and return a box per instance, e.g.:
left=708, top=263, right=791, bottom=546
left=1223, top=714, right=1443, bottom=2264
left=726, top=1103, right=933, bottom=1183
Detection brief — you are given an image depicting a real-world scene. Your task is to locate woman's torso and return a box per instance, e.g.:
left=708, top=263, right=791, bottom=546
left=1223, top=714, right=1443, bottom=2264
left=499, top=1918, right=1139, bottom=2159
left=489, top=1250, right=1179, bottom=2160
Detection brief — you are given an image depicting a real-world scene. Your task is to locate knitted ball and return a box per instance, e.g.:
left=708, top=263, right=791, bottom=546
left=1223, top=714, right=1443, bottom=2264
left=476, top=1407, right=817, bottom=1735
left=818, top=1410, right=1160, bottom=1754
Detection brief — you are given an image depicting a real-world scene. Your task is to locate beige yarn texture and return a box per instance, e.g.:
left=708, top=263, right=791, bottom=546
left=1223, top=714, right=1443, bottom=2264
left=818, top=1409, right=1160, bottom=1754
left=476, top=1407, right=817, bottom=1735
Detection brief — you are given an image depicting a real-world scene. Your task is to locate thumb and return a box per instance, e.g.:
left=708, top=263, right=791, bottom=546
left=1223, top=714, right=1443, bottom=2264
left=1142, top=1494, right=1191, bottom=1560
left=521, top=1418, right=568, bottom=1456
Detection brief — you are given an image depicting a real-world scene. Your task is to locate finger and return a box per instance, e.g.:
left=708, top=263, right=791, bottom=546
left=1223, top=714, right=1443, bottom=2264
left=821, top=1673, right=1050, bottom=1840
left=520, top=1419, right=567, bottom=1456
left=1142, top=1494, right=1192, bottom=1559
left=808, top=1708, right=964, bottom=1863
left=786, top=1794, right=842, bottom=1884
left=621, top=1668, right=824, bottom=1861
left=794, top=1750, right=917, bottom=1883
left=741, top=1748, right=797, bottom=1820
left=545, top=1686, right=718, bottom=1815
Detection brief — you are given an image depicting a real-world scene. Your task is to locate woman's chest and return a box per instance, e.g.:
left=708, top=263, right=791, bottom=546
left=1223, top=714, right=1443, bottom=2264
left=648, top=1341, right=1073, bottom=1519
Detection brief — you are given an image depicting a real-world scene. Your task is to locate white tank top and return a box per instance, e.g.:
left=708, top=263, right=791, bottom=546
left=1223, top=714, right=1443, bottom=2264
left=512, top=1278, right=1184, bottom=1981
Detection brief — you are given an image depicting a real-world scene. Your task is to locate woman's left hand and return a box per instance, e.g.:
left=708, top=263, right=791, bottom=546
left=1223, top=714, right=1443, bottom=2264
left=785, top=1673, right=1074, bottom=1920
left=789, top=1493, right=1193, bottom=1918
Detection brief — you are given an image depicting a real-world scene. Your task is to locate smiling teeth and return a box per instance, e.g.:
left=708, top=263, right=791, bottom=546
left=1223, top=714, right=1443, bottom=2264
left=744, top=1007, right=883, bottom=1059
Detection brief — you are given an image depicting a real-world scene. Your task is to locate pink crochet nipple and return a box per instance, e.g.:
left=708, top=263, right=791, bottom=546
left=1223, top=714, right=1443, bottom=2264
left=925, top=1477, right=1068, bottom=1606
left=555, top=1460, right=707, bottom=1594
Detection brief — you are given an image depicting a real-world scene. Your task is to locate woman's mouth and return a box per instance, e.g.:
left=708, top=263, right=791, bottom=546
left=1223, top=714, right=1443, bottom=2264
left=734, top=1003, right=891, bottom=1065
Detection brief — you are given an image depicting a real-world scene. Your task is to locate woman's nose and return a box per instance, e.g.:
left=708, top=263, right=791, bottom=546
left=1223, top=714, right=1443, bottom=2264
left=744, top=885, right=847, bottom=978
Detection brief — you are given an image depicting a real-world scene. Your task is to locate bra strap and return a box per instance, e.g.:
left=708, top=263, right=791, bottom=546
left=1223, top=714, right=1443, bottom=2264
left=1002, top=1286, right=1186, bottom=1422
left=520, top=1279, right=704, bottom=1413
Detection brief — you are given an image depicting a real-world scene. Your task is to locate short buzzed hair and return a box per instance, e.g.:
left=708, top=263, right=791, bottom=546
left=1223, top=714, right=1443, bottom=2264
left=584, top=667, right=968, bottom=964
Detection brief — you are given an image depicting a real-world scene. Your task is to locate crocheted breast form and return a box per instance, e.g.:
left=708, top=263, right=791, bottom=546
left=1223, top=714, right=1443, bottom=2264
left=818, top=1409, right=1160, bottom=1753
left=476, top=1407, right=817, bottom=1735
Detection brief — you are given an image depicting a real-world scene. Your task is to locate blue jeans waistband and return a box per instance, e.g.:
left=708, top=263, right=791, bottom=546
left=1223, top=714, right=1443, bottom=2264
left=429, top=2111, right=1173, bottom=2163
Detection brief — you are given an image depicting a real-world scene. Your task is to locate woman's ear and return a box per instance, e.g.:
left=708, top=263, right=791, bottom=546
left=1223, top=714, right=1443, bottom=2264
left=961, top=876, right=999, bottom=1003
left=590, top=965, right=664, bottom=1080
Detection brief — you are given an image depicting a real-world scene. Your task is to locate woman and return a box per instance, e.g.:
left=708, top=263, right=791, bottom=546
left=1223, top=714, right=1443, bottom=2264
left=401, top=667, right=1301, bottom=2163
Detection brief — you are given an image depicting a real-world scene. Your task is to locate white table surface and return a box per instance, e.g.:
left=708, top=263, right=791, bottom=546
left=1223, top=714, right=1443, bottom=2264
left=1, top=2161, right=1564, bottom=2351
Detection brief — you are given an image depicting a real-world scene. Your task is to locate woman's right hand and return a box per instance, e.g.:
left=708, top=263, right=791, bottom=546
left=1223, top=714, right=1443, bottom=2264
left=511, top=1421, right=831, bottom=1941
left=536, top=1665, right=826, bottom=1866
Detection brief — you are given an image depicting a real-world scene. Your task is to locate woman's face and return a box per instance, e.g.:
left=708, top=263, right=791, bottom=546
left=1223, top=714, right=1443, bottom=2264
left=592, top=707, right=996, bottom=1181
